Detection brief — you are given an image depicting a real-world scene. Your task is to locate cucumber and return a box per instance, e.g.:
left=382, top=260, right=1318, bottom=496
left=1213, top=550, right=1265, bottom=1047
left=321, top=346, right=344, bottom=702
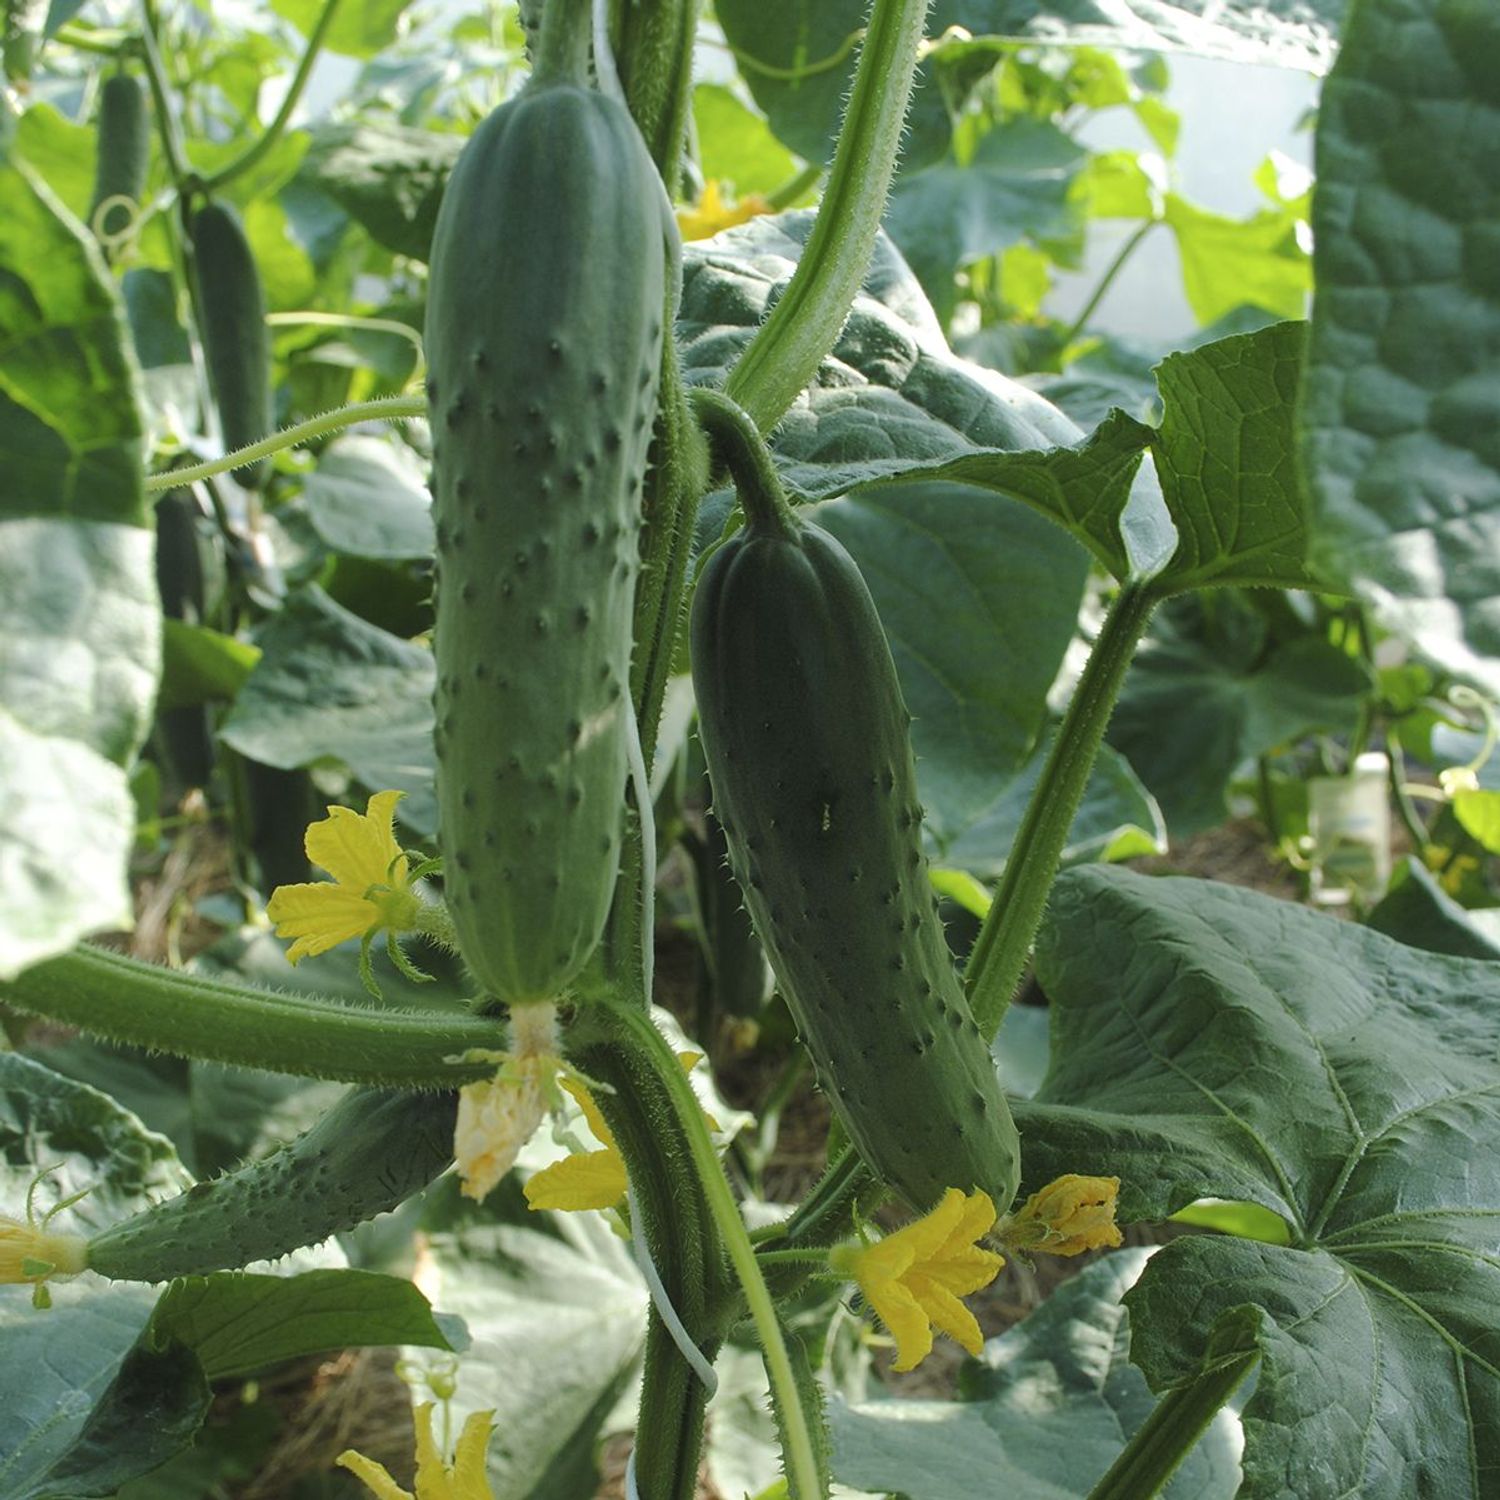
left=153, top=489, right=219, bottom=790
left=690, top=428, right=1021, bottom=1212
left=190, top=201, right=271, bottom=490
left=425, top=16, right=675, bottom=1005
left=689, top=801, right=774, bottom=1021
left=87, top=1087, right=457, bottom=1281
left=88, top=72, right=150, bottom=252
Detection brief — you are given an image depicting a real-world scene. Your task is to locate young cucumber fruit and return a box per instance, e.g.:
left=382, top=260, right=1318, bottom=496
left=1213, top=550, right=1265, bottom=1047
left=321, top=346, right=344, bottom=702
left=190, top=201, right=271, bottom=489
left=88, top=72, right=149, bottom=251
left=691, top=508, right=1021, bottom=1213
left=425, top=48, right=675, bottom=1004
left=87, top=1087, right=456, bottom=1281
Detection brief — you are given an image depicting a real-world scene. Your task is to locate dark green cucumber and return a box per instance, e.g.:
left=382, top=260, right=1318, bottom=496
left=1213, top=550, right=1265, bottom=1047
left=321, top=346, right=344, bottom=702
left=691, top=502, right=1021, bottom=1213
left=425, top=20, right=675, bottom=1005
left=87, top=1087, right=457, bottom=1281
left=190, top=201, right=271, bottom=489
left=153, top=489, right=218, bottom=789
left=689, top=801, right=774, bottom=1020
left=88, top=73, right=150, bottom=251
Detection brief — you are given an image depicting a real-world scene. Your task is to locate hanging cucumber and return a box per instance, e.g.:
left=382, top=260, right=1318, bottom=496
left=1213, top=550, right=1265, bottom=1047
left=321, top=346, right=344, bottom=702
left=190, top=201, right=272, bottom=490
left=426, top=3, right=676, bottom=1005
left=88, top=72, right=150, bottom=253
left=86, top=1087, right=457, bottom=1281
left=689, top=393, right=1022, bottom=1213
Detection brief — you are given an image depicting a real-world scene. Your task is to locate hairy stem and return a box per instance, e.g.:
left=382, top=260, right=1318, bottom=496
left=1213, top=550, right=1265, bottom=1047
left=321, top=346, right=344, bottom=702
left=724, top=0, right=931, bottom=432
left=1086, top=1349, right=1258, bottom=1500
left=615, top=0, right=700, bottom=196
left=0, top=945, right=502, bottom=1086
left=966, top=582, right=1157, bottom=1039
left=200, top=0, right=342, bottom=193
left=143, top=395, right=424, bottom=491
left=689, top=387, right=798, bottom=537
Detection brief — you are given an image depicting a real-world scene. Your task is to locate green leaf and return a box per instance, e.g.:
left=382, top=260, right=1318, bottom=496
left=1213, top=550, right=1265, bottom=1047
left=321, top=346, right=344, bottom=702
left=148, top=1269, right=458, bottom=1381
left=1454, top=789, right=1500, bottom=854
left=272, top=0, right=410, bottom=58
left=815, top=482, right=1089, bottom=845
left=1109, top=593, right=1369, bottom=836
left=299, top=120, right=461, bottom=260
left=1017, top=866, right=1500, bottom=1499
left=0, top=153, right=155, bottom=978
left=884, top=120, right=1086, bottom=319
left=1163, top=193, right=1311, bottom=327
left=693, top=83, right=800, bottom=199
left=830, top=1249, right=1240, bottom=1500
left=300, top=433, right=435, bottom=559
left=1365, top=857, right=1500, bottom=962
left=219, top=586, right=437, bottom=834
left=1299, top=0, right=1500, bottom=695
left=159, top=619, right=259, bottom=709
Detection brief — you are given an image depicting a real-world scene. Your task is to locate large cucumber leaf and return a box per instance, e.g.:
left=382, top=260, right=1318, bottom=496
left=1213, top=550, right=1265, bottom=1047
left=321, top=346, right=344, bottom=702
left=1015, top=867, right=1500, bottom=1499
left=0, top=151, right=156, bottom=979
left=1299, top=0, right=1500, bottom=694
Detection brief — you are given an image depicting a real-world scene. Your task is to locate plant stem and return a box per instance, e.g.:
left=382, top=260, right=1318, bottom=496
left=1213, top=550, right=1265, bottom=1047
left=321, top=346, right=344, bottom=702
left=1085, top=1349, right=1258, bottom=1500
left=724, top=0, right=931, bottom=433
left=966, top=582, right=1157, bottom=1040
left=0, top=945, right=501, bottom=1086
left=144, top=395, right=424, bottom=491
left=689, top=387, right=798, bottom=536
left=1386, top=728, right=1429, bottom=855
left=536, top=0, right=591, bottom=84
left=766, top=162, right=823, bottom=212
left=596, top=1001, right=822, bottom=1500
left=200, top=0, right=341, bottom=193
left=1060, top=220, right=1156, bottom=348
left=136, top=0, right=190, bottom=189
left=615, top=0, right=700, bottom=196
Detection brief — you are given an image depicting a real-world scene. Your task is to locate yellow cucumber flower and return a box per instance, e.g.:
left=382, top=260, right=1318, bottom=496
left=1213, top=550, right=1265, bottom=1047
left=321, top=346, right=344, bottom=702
left=267, top=790, right=452, bottom=997
left=675, top=179, right=773, bottom=241
left=454, top=1003, right=563, bottom=1202
left=831, top=1187, right=1004, bottom=1372
left=999, top=1173, right=1123, bottom=1256
left=338, top=1401, right=494, bottom=1500
left=0, top=1212, right=87, bottom=1289
left=523, top=1052, right=711, bottom=1214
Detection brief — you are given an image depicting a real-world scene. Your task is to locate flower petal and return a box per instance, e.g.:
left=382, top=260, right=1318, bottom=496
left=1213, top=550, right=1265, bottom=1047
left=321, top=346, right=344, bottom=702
left=266, top=882, right=379, bottom=961
left=524, top=1149, right=628, bottom=1212
left=559, top=1075, right=616, bottom=1152
left=451, top=1409, right=497, bottom=1500
left=454, top=1074, right=546, bottom=1202
left=865, top=1277, right=935, bottom=1373
left=305, top=791, right=408, bottom=891
left=337, top=1449, right=415, bottom=1500
left=410, top=1402, right=454, bottom=1500
left=914, top=1281, right=985, bottom=1358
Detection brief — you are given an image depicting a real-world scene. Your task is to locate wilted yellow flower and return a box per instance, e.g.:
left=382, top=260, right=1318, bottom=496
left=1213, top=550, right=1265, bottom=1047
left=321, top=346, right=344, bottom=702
left=0, top=1213, right=87, bottom=1287
left=523, top=1052, right=711, bottom=1214
left=999, top=1173, right=1123, bottom=1256
left=454, top=1003, right=562, bottom=1202
left=675, top=180, right=772, bottom=241
left=831, top=1188, right=1004, bottom=1372
left=339, top=1401, right=494, bottom=1500
left=267, top=790, right=423, bottom=962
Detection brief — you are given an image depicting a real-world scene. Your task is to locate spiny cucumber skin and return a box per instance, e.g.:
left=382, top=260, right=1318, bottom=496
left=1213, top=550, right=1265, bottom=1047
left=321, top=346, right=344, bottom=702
left=426, top=79, right=673, bottom=1005
left=191, top=202, right=271, bottom=490
left=89, top=73, right=149, bottom=246
left=86, top=1089, right=457, bottom=1282
left=691, top=520, right=1022, bottom=1213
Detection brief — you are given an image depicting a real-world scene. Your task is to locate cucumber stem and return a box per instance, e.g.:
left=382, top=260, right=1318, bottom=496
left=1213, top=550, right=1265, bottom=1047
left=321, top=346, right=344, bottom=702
left=965, top=582, right=1157, bottom=1041
left=1, top=944, right=502, bottom=1086
left=614, top=0, right=701, bottom=196
left=1085, top=1348, right=1258, bottom=1500
left=689, top=387, right=798, bottom=539
left=724, top=0, right=931, bottom=433
left=535, top=0, right=592, bottom=85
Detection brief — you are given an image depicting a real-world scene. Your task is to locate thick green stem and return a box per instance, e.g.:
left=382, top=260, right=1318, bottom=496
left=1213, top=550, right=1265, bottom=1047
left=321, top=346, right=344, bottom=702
left=724, top=0, right=931, bottom=432
left=689, top=387, right=798, bottom=537
left=586, top=1001, right=822, bottom=1500
left=199, top=0, right=341, bottom=193
left=1085, top=1350, right=1258, bottom=1500
left=615, top=0, right=701, bottom=196
left=0, top=945, right=501, bottom=1086
left=535, top=0, right=591, bottom=84
left=144, top=395, right=424, bottom=491
left=966, top=582, right=1157, bottom=1040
